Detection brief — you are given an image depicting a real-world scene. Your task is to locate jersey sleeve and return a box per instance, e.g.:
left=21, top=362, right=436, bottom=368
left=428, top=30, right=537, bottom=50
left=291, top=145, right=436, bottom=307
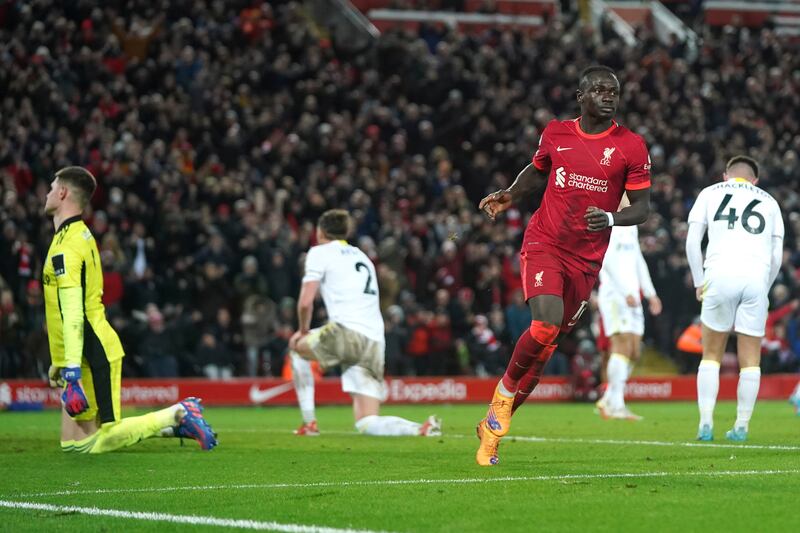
left=52, top=243, right=85, bottom=289
left=53, top=243, right=86, bottom=367
left=531, top=121, right=555, bottom=171
left=687, top=189, right=709, bottom=225
left=302, top=246, right=325, bottom=283
left=772, top=202, right=785, bottom=239
left=624, top=135, right=651, bottom=191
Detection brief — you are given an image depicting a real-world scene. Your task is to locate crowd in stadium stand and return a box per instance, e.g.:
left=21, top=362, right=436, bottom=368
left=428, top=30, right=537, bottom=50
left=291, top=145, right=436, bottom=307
left=1, top=0, right=799, bottom=381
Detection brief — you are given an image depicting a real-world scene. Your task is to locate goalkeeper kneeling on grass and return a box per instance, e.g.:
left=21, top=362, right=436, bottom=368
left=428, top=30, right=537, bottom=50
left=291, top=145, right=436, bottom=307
left=43, top=166, right=217, bottom=453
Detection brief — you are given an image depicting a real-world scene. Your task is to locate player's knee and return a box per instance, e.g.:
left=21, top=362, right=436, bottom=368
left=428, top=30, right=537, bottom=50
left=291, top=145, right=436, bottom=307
left=528, top=294, right=565, bottom=324
left=529, top=320, right=560, bottom=345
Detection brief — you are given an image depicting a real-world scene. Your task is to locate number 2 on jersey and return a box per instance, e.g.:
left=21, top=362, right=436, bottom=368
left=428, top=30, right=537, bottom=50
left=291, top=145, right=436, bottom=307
left=713, top=193, right=765, bottom=234
left=355, top=262, right=377, bottom=295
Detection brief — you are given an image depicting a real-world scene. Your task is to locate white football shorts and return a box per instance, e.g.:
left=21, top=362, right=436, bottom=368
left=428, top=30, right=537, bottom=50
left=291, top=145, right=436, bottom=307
left=701, top=271, right=768, bottom=337
left=305, top=322, right=387, bottom=401
left=598, top=296, right=645, bottom=336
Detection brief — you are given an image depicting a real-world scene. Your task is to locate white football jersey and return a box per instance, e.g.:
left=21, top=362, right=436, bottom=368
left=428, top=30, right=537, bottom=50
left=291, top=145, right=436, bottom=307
left=598, top=225, right=656, bottom=302
left=302, top=240, right=384, bottom=342
left=687, top=179, right=784, bottom=281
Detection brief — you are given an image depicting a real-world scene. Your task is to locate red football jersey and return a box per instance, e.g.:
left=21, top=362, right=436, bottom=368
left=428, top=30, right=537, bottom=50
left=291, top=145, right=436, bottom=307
left=526, top=117, right=651, bottom=272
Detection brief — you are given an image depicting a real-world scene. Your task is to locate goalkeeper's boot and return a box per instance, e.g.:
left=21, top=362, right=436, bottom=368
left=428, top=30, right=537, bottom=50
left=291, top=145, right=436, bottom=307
left=419, top=415, right=442, bottom=437
left=294, top=420, right=320, bottom=436
left=696, top=424, right=713, bottom=441
left=177, top=397, right=218, bottom=450
left=484, top=384, right=514, bottom=437
left=476, top=419, right=501, bottom=466
left=724, top=427, right=748, bottom=442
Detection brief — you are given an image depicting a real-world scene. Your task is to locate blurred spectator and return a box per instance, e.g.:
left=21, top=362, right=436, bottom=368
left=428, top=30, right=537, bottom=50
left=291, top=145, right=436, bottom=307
left=675, top=317, right=703, bottom=374
left=505, top=289, right=529, bottom=343
left=385, top=305, right=411, bottom=376
left=234, top=255, right=269, bottom=304
left=763, top=298, right=799, bottom=373
left=241, top=294, right=276, bottom=376
left=265, top=296, right=298, bottom=376
left=197, top=308, right=237, bottom=379
left=467, top=315, right=504, bottom=376
left=572, top=339, right=600, bottom=401
left=136, top=304, right=180, bottom=378
left=100, top=233, right=127, bottom=313
left=0, top=288, right=21, bottom=377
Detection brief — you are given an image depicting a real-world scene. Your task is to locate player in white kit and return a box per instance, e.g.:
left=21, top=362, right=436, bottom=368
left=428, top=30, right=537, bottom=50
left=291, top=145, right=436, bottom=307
left=596, top=195, right=662, bottom=420
left=686, top=156, right=784, bottom=441
left=288, top=209, right=441, bottom=437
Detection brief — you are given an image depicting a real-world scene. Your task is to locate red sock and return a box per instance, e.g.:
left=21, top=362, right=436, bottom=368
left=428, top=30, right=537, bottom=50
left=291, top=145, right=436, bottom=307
left=501, top=321, right=559, bottom=393
left=512, top=344, right=557, bottom=414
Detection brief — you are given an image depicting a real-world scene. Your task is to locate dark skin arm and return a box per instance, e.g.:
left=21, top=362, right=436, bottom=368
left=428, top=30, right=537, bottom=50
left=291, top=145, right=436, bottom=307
left=584, top=187, right=651, bottom=231
left=478, top=163, right=548, bottom=220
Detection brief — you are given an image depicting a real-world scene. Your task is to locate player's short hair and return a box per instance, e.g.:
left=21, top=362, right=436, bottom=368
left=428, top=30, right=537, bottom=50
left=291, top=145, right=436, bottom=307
left=318, top=209, right=351, bottom=240
left=579, top=65, right=619, bottom=90
left=725, top=155, right=759, bottom=179
left=55, top=166, right=96, bottom=209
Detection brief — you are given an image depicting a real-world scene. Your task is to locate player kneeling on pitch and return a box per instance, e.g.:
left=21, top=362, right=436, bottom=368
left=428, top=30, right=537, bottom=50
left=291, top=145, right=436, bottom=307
left=44, top=166, right=217, bottom=453
left=686, top=156, right=784, bottom=442
left=288, top=209, right=441, bottom=437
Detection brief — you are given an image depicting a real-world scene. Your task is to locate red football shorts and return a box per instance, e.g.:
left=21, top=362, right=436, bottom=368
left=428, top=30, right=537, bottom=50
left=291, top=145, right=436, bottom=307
left=520, top=247, right=597, bottom=333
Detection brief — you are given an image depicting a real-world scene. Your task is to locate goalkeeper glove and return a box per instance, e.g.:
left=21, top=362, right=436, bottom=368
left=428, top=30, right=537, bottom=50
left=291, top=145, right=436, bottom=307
left=48, top=365, right=64, bottom=388
left=61, top=367, right=89, bottom=417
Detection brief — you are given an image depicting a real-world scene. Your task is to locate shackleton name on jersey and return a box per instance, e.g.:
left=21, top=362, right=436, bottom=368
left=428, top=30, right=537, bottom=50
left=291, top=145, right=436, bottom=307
left=302, top=240, right=385, bottom=343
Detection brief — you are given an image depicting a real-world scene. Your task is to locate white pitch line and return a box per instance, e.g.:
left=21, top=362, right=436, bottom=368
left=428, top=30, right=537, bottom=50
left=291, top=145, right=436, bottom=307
left=11, top=469, right=800, bottom=499
left=219, top=428, right=800, bottom=452
left=502, top=435, right=800, bottom=451
left=0, top=500, right=392, bottom=533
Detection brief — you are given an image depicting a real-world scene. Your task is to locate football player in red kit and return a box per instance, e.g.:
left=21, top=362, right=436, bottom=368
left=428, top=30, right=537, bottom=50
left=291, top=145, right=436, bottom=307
left=476, top=66, right=652, bottom=465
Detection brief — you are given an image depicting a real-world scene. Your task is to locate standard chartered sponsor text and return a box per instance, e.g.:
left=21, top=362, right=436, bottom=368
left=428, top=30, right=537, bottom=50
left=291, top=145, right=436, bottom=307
left=568, top=172, right=608, bottom=192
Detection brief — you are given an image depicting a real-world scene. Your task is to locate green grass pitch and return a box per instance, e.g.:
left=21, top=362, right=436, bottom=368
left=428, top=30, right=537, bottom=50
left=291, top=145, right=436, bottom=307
left=1, top=401, right=798, bottom=532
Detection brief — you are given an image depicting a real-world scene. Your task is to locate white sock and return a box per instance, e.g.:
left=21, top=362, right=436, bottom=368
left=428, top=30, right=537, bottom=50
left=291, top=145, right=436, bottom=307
left=159, top=427, right=175, bottom=438
left=607, top=353, right=629, bottom=410
left=697, top=360, right=720, bottom=429
left=355, top=415, right=421, bottom=436
left=734, top=366, right=761, bottom=432
left=291, top=351, right=316, bottom=423
left=497, top=380, right=515, bottom=398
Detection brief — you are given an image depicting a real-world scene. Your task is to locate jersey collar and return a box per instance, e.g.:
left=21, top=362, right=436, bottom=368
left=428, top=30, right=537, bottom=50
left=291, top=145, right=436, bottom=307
left=728, top=177, right=750, bottom=183
left=56, top=215, right=83, bottom=233
left=573, top=117, right=618, bottom=139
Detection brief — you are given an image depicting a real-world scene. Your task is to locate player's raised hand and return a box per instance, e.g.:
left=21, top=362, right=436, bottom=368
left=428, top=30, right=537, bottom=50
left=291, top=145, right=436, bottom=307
left=584, top=206, right=610, bottom=232
left=478, top=190, right=512, bottom=220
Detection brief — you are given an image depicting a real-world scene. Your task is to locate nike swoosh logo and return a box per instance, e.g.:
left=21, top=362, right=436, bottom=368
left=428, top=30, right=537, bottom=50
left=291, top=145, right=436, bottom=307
left=249, top=382, right=295, bottom=404
left=556, top=146, right=572, bottom=152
